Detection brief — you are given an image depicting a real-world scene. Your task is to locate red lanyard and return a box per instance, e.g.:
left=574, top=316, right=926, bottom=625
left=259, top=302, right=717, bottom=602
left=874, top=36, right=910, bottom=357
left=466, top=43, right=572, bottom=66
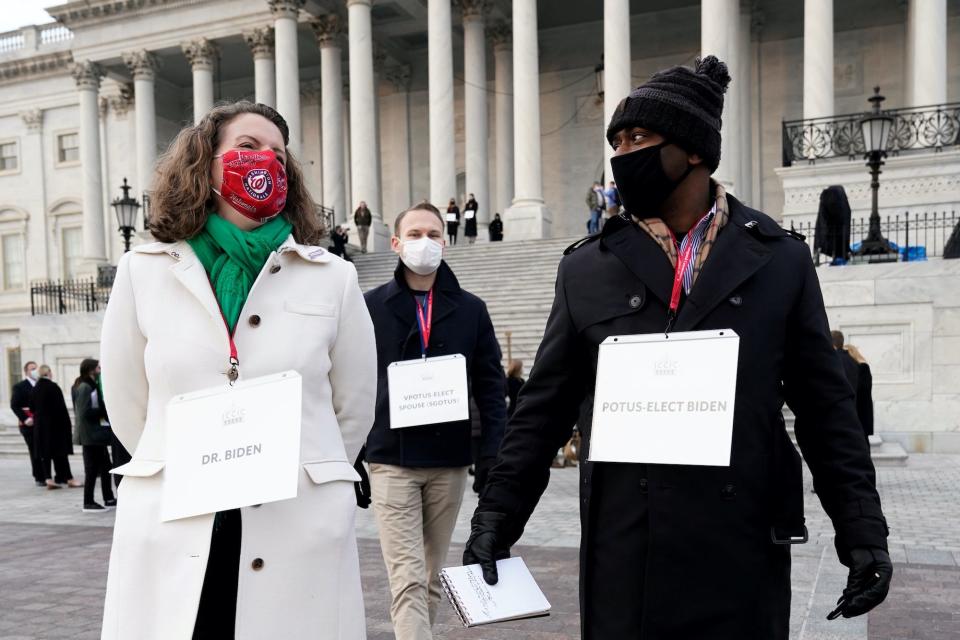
left=415, top=289, right=434, bottom=357
left=668, top=238, right=696, bottom=317
left=214, top=299, right=240, bottom=384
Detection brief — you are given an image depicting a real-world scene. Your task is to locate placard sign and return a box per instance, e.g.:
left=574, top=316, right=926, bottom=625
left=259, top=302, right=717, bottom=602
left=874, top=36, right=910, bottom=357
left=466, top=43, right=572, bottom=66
left=590, top=330, right=739, bottom=467
left=388, top=354, right=469, bottom=428
left=161, top=371, right=302, bottom=521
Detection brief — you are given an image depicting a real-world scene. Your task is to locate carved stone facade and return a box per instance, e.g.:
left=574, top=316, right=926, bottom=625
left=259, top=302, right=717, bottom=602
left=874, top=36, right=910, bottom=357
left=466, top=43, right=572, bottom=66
left=181, top=38, right=219, bottom=71
left=71, top=60, right=103, bottom=91
left=122, top=50, right=161, bottom=81
left=243, top=26, right=275, bottom=59
left=310, top=14, right=345, bottom=49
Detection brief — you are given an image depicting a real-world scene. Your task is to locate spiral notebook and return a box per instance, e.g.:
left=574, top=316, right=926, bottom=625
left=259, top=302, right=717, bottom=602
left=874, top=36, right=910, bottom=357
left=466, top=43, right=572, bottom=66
left=439, top=557, right=551, bottom=627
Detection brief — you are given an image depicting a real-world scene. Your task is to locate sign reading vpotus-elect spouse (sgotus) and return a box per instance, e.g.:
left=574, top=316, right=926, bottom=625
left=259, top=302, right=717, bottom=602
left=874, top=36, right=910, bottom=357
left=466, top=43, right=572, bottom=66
left=590, top=330, right=740, bottom=467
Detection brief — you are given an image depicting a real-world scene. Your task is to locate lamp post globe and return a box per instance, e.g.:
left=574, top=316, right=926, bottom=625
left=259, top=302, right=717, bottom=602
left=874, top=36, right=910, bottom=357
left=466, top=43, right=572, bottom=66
left=111, top=177, right=141, bottom=253
left=855, top=86, right=897, bottom=262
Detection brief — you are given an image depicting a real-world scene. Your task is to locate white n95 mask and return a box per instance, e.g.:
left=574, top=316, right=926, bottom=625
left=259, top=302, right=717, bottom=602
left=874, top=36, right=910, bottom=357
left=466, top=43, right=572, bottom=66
left=400, top=237, right=443, bottom=276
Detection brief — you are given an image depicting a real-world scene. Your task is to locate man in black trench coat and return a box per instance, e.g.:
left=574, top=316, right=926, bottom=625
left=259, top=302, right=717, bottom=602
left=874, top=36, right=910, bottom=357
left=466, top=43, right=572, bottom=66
left=464, top=56, right=892, bottom=640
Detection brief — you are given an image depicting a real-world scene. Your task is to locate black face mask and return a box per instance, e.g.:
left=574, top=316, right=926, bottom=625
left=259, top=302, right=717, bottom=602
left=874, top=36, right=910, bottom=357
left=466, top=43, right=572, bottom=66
left=610, top=142, right=694, bottom=218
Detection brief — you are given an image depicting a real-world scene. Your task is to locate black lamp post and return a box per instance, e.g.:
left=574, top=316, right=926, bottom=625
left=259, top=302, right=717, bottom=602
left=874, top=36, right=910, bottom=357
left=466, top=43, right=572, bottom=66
left=595, top=55, right=605, bottom=101
left=111, top=177, right=140, bottom=253
left=855, top=87, right=897, bottom=261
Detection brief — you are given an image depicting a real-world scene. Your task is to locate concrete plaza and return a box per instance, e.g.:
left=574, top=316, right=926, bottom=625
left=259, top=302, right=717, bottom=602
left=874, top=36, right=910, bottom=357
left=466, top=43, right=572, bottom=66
left=0, top=455, right=958, bottom=639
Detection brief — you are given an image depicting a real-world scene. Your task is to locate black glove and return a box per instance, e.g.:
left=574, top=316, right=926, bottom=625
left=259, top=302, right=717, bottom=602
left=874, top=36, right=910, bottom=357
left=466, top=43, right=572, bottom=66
left=463, top=511, right=512, bottom=585
left=827, top=547, right=893, bottom=620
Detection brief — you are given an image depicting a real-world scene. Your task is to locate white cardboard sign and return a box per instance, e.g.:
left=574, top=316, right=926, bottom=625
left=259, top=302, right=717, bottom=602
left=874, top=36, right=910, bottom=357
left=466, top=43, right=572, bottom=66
left=161, top=371, right=302, bottom=521
left=589, top=330, right=739, bottom=467
left=387, top=354, right=469, bottom=428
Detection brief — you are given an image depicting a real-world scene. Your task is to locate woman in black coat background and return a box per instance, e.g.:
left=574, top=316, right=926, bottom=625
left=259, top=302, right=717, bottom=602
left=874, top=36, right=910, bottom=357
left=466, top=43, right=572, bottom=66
left=72, top=358, right=116, bottom=512
left=30, top=365, right=79, bottom=489
left=445, top=198, right=460, bottom=245
left=463, top=194, right=479, bottom=244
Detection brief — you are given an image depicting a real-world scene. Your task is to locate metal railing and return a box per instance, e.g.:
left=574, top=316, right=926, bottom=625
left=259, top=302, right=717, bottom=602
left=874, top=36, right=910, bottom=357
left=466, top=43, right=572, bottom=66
left=782, top=102, right=960, bottom=166
left=30, top=279, right=111, bottom=316
left=790, top=210, right=958, bottom=264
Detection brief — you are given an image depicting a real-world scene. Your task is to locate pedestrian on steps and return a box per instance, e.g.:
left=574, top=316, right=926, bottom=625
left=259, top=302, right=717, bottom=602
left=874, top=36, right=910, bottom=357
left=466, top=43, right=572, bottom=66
left=71, top=358, right=116, bottom=513
left=445, top=198, right=460, bottom=245
left=10, top=361, right=45, bottom=487
left=354, top=200, right=372, bottom=253
left=30, top=365, right=80, bottom=490
left=464, top=193, right=479, bottom=244
left=489, top=213, right=504, bottom=241
left=361, top=200, right=505, bottom=640
left=98, top=101, right=375, bottom=640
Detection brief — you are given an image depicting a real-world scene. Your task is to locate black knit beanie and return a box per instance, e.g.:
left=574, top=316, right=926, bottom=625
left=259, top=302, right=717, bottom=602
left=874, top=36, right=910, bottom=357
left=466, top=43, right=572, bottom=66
left=606, top=55, right=731, bottom=173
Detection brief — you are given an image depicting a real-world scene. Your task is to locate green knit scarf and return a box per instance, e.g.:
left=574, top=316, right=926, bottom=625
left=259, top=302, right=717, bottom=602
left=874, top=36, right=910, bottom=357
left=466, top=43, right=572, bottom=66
left=187, top=214, right=293, bottom=333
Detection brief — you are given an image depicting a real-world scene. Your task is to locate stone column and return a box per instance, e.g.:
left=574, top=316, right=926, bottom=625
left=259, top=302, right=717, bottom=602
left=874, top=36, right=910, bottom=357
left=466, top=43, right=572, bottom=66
left=490, top=22, right=513, bottom=217
left=737, top=4, right=752, bottom=205
left=907, top=0, right=947, bottom=106
left=428, top=0, right=456, bottom=207
left=603, top=0, right=631, bottom=182
left=312, top=15, right=347, bottom=226
left=20, top=109, right=50, bottom=278
left=71, top=61, right=108, bottom=266
left=462, top=0, right=491, bottom=234
left=700, top=0, right=739, bottom=192
left=123, top=50, right=160, bottom=193
left=802, top=0, right=833, bottom=119
left=182, top=38, right=218, bottom=123
left=385, top=65, right=413, bottom=225
left=270, top=0, right=304, bottom=153
left=347, top=0, right=388, bottom=250
left=243, top=27, right=276, bottom=107
left=505, top=0, right=551, bottom=239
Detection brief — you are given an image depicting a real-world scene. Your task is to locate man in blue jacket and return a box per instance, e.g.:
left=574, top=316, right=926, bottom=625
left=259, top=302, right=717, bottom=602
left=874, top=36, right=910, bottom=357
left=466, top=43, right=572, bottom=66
left=363, top=201, right=506, bottom=640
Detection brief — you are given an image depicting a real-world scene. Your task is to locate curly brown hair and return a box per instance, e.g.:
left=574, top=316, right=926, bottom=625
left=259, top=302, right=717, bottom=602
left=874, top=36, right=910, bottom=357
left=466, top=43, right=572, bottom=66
left=148, top=101, right=326, bottom=244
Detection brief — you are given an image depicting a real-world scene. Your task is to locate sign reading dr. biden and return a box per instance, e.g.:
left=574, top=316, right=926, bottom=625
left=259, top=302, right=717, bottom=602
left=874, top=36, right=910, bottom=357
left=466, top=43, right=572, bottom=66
left=590, top=330, right=740, bottom=467
left=161, top=371, right=302, bottom=521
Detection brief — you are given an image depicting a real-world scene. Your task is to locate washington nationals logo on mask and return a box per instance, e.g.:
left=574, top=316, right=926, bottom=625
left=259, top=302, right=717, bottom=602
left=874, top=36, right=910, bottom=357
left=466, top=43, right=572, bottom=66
left=214, top=149, right=288, bottom=222
left=243, top=169, right=274, bottom=201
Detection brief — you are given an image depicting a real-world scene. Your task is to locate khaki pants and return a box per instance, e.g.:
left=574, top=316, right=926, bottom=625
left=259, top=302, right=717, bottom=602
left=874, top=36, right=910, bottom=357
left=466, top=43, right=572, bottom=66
left=357, top=225, right=370, bottom=252
left=370, top=463, right=469, bottom=640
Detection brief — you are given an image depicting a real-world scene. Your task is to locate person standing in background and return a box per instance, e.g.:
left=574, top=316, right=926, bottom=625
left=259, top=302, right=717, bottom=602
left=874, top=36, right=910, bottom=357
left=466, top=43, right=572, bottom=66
left=463, top=193, right=479, bottom=245
left=585, top=182, right=604, bottom=234
left=11, top=361, right=45, bottom=487
left=445, top=198, right=460, bottom=245
left=29, top=365, right=80, bottom=490
left=505, top=359, right=525, bottom=418
left=72, top=358, right=116, bottom=513
left=489, top=213, right=504, bottom=242
left=362, top=201, right=505, bottom=640
left=354, top=200, right=372, bottom=253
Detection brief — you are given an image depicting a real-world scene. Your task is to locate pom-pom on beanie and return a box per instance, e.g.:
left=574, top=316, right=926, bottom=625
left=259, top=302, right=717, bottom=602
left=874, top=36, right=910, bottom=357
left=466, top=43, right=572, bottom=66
left=606, top=55, right=731, bottom=173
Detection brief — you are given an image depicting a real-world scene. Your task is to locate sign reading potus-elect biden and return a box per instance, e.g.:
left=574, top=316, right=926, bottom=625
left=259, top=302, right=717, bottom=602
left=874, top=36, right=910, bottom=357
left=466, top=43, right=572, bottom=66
left=590, top=330, right=739, bottom=467
left=161, top=371, right=302, bottom=521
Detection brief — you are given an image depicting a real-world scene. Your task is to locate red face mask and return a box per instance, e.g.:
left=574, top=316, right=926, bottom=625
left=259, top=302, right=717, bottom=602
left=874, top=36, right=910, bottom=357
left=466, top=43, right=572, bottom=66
left=214, top=149, right=288, bottom=223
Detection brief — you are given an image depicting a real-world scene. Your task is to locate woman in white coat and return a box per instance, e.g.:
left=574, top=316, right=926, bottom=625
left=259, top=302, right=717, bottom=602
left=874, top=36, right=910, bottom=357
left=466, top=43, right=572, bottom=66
left=99, top=101, right=376, bottom=639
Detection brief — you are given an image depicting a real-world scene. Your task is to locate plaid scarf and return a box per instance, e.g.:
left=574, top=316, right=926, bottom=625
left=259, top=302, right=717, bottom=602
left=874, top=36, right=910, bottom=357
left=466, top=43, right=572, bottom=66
left=637, top=182, right=729, bottom=294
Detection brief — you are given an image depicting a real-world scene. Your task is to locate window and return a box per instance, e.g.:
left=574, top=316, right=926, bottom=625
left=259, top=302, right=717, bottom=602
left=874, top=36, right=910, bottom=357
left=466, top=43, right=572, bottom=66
left=57, top=133, right=79, bottom=164
left=1, top=234, right=24, bottom=290
left=7, top=347, right=21, bottom=393
left=0, top=141, right=17, bottom=172
left=61, top=226, right=82, bottom=280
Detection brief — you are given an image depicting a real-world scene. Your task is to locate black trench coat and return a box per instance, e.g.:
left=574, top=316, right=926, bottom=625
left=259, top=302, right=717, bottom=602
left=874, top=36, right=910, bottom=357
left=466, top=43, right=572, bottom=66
left=29, top=378, right=74, bottom=459
left=478, top=194, right=888, bottom=639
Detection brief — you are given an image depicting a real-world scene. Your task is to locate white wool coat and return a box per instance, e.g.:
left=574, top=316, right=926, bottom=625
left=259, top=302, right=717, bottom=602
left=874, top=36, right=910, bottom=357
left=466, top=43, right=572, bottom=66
left=99, top=236, right=375, bottom=639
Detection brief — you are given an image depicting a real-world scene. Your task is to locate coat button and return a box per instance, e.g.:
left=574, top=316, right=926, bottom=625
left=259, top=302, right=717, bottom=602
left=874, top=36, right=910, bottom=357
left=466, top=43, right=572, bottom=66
left=639, top=478, right=648, bottom=494
left=628, top=294, right=643, bottom=309
left=721, top=483, right=736, bottom=499
left=252, top=558, right=264, bottom=570
left=249, top=314, right=261, bottom=327
left=270, top=264, right=281, bottom=274
left=728, top=295, right=743, bottom=307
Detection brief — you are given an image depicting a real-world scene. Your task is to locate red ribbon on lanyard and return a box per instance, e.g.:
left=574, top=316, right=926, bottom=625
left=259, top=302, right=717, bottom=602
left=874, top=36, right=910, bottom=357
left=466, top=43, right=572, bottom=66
left=415, top=289, right=434, bottom=358
left=666, top=235, right=696, bottom=335
left=215, top=304, right=240, bottom=385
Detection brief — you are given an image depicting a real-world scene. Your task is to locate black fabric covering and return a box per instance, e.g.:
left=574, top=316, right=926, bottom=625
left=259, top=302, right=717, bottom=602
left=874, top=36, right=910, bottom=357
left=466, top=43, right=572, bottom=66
left=945, top=219, right=960, bottom=259
left=606, top=56, right=731, bottom=172
left=815, top=186, right=852, bottom=259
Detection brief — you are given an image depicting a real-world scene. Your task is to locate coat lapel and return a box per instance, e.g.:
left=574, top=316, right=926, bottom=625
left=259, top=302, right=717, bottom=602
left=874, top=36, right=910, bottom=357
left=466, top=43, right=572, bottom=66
left=675, top=215, right=773, bottom=332
left=602, top=223, right=675, bottom=307
left=167, top=244, right=225, bottom=329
